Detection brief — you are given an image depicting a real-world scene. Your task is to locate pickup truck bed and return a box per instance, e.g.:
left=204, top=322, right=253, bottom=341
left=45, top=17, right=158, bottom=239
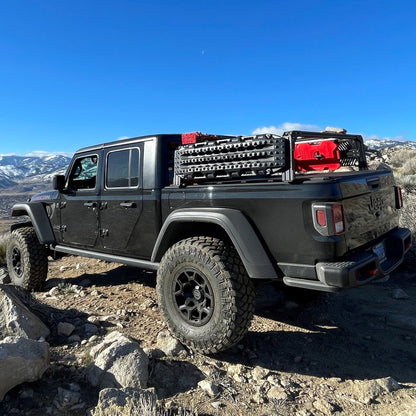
left=163, top=169, right=410, bottom=291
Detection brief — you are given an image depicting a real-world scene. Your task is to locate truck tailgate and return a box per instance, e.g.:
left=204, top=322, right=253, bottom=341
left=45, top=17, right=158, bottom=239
left=340, top=172, right=399, bottom=251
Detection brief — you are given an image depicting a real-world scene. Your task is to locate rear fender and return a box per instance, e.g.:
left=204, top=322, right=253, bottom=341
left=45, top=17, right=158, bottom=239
left=152, top=208, right=278, bottom=279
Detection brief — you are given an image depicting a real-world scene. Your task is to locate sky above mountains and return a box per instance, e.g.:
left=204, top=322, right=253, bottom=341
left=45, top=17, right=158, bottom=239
left=0, top=1, right=415, bottom=155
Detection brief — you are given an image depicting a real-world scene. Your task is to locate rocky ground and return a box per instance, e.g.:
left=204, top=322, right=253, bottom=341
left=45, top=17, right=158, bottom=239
left=0, top=253, right=415, bottom=416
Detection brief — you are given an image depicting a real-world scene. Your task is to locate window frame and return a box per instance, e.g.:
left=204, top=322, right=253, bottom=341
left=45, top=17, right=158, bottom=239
left=105, top=147, right=141, bottom=190
left=66, top=153, right=100, bottom=191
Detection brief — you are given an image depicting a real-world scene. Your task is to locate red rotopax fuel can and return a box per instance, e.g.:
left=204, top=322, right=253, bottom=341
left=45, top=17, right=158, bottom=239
left=294, top=141, right=341, bottom=171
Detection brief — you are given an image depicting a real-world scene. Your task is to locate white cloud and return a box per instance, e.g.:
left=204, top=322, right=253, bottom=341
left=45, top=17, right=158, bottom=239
left=252, top=122, right=322, bottom=136
left=117, top=136, right=130, bottom=141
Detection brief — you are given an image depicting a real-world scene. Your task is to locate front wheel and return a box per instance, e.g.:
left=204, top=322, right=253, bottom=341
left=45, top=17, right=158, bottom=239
left=6, top=227, right=48, bottom=291
left=156, top=237, right=255, bottom=354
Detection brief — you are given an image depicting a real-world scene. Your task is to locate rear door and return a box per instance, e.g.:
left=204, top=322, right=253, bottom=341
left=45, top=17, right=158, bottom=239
left=99, top=145, right=144, bottom=255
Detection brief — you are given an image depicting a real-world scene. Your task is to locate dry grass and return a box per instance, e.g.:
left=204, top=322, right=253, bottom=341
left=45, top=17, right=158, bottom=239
left=0, top=233, right=8, bottom=266
left=402, top=158, right=416, bottom=176
left=388, top=148, right=416, bottom=170
left=400, top=191, right=416, bottom=241
left=91, top=395, right=197, bottom=416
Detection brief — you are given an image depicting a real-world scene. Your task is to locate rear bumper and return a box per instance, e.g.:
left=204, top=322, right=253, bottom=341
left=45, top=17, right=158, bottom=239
left=283, top=227, right=412, bottom=292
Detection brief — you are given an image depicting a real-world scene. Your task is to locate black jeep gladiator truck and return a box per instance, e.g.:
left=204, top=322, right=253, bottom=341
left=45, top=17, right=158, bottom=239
left=6, top=129, right=411, bottom=353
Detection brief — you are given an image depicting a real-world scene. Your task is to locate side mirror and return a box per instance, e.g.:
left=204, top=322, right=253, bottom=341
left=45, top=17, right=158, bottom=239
left=53, top=175, right=66, bottom=191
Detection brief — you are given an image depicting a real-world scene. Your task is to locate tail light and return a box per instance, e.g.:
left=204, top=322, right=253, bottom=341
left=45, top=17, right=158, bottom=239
left=312, top=202, right=345, bottom=236
left=404, top=234, right=412, bottom=250
left=394, top=186, right=403, bottom=209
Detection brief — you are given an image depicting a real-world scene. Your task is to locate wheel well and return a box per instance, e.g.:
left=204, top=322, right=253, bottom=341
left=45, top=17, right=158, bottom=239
left=153, top=209, right=279, bottom=279
left=153, top=222, right=232, bottom=262
left=11, top=221, right=33, bottom=232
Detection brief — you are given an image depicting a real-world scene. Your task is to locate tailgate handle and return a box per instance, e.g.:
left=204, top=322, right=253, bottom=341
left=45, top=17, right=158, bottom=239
left=367, top=177, right=380, bottom=190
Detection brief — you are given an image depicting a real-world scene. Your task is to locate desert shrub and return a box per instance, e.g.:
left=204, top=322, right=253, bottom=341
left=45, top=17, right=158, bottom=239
left=383, top=147, right=416, bottom=257
left=389, top=148, right=416, bottom=169
left=401, top=157, right=416, bottom=176
left=396, top=175, right=416, bottom=193
left=0, top=234, right=8, bottom=266
left=400, top=191, right=416, bottom=239
left=91, top=395, right=196, bottom=416
left=398, top=190, right=416, bottom=264
left=0, top=245, right=5, bottom=265
left=57, top=282, right=78, bottom=294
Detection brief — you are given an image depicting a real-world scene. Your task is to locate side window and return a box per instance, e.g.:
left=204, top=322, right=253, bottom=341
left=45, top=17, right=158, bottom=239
left=106, top=148, right=140, bottom=188
left=68, top=155, right=98, bottom=190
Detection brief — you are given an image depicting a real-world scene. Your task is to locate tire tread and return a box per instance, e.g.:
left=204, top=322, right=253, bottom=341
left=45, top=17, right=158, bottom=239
left=157, top=236, right=255, bottom=354
left=6, top=227, right=48, bottom=291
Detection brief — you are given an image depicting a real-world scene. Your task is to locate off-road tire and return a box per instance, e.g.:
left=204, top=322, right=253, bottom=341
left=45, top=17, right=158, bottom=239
left=156, top=236, right=255, bottom=354
left=6, top=227, right=48, bottom=291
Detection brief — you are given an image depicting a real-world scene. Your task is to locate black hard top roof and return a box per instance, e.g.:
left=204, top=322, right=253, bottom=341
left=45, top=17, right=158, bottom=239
left=75, top=133, right=181, bottom=154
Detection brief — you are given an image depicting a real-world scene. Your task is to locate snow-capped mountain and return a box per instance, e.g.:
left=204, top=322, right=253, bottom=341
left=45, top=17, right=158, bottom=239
left=364, top=138, right=416, bottom=150
left=0, top=153, right=72, bottom=218
left=0, top=154, right=72, bottom=191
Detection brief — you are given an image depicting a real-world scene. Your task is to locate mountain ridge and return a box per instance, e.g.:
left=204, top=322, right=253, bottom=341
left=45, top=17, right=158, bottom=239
left=364, top=138, right=416, bottom=150
left=0, top=154, right=72, bottom=192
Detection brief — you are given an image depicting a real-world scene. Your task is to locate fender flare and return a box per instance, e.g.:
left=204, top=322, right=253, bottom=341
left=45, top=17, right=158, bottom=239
left=11, top=203, right=56, bottom=244
left=151, top=208, right=278, bottom=279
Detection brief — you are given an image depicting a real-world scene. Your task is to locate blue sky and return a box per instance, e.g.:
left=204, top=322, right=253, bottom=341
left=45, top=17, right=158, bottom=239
left=0, top=0, right=415, bottom=155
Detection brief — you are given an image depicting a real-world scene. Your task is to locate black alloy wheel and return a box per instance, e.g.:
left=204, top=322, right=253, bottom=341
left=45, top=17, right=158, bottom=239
left=11, top=246, right=24, bottom=278
left=173, top=267, right=214, bottom=327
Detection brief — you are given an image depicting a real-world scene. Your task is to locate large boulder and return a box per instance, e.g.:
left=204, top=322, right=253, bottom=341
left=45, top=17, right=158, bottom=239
left=0, top=285, right=50, bottom=340
left=156, top=330, right=186, bottom=356
left=341, top=377, right=401, bottom=404
left=0, top=337, right=50, bottom=401
left=87, top=331, right=149, bottom=389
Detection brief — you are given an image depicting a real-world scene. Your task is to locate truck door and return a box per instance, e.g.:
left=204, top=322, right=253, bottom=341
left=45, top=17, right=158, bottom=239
left=60, top=152, right=101, bottom=248
left=99, top=145, right=144, bottom=255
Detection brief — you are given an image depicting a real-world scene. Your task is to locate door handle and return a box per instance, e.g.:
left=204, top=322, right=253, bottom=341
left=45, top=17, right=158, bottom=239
left=84, top=202, right=97, bottom=208
left=120, top=202, right=136, bottom=208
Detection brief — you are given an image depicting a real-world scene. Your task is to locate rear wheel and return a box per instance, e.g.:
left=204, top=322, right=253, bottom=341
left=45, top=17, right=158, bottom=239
left=156, top=236, right=255, bottom=354
left=6, top=227, right=48, bottom=291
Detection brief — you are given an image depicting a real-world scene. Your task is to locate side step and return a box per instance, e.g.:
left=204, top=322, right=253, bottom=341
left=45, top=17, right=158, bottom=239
left=53, top=245, right=159, bottom=270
